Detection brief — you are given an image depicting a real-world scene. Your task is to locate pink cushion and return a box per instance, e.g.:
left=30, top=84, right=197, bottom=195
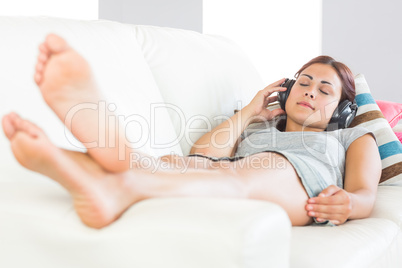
left=395, top=132, right=402, bottom=144
left=376, top=100, right=402, bottom=128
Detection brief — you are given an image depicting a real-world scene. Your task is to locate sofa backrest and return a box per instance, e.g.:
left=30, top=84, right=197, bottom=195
left=133, top=25, right=264, bottom=155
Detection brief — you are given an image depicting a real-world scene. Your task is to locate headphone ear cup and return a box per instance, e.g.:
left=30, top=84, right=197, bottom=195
left=327, top=100, right=358, bottom=130
left=278, top=79, right=295, bottom=111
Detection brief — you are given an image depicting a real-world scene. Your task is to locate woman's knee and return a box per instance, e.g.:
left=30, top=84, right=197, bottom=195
left=159, top=154, right=179, bottom=163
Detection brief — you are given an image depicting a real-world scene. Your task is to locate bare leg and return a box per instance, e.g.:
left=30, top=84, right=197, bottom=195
left=2, top=113, right=312, bottom=228
left=2, top=112, right=135, bottom=228
left=148, top=152, right=312, bottom=226
left=34, top=34, right=138, bottom=173
left=33, top=34, right=210, bottom=174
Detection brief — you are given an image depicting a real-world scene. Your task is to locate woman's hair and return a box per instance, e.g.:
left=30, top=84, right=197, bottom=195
left=276, top=55, right=355, bottom=131
left=294, top=55, right=355, bottom=103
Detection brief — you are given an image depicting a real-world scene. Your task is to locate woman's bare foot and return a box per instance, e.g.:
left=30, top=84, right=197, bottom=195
left=34, top=34, right=132, bottom=173
left=34, top=34, right=100, bottom=119
left=2, top=112, right=142, bottom=228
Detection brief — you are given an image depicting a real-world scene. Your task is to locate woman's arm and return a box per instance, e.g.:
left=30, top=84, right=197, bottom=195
left=305, top=133, right=381, bottom=224
left=189, top=108, right=254, bottom=157
left=189, top=78, right=287, bottom=157
left=343, top=133, right=381, bottom=219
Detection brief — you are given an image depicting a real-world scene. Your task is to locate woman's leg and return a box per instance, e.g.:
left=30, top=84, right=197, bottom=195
left=34, top=34, right=141, bottom=173
left=3, top=113, right=312, bottom=229
left=142, top=152, right=312, bottom=226
left=33, top=34, right=237, bottom=174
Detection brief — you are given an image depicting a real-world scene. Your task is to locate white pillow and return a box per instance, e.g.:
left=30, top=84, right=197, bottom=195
left=0, top=17, right=182, bottom=159
left=133, top=25, right=265, bottom=155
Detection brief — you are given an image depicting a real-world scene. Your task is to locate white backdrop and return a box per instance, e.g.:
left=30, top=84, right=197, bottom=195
left=203, top=0, right=322, bottom=86
left=0, top=0, right=98, bottom=20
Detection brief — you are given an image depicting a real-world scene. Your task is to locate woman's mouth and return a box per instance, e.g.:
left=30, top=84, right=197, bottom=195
left=297, top=101, right=314, bottom=110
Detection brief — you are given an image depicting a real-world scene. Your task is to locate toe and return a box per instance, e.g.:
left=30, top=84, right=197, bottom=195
left=2, top=112, right=18, bottom=140
left=36, top=62, right=44, bottom=73
left=20, top=120, right=38, bottom=138
left=15, top=117, right=42, bottom=138
left=37, top=53, right=48, bottom=64
left=45, top=33, right=69, bottom=54
left=39, top=43, right=49, bottom=54
left=34, top=72, right=42, bottom=85
left=34, top=54, right=46, bottom=85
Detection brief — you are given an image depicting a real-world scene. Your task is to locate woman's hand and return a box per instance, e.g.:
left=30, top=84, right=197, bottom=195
left=243, top=78, right=287, bottom=123
left=305, top=185, right=353, bottom=225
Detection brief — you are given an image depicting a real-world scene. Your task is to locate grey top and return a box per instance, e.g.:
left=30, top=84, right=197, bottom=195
left=235, top=122, right=374, bottom=198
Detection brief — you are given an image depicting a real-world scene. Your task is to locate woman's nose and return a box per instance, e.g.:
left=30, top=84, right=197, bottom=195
left=304, top=92, right=315, bottom=99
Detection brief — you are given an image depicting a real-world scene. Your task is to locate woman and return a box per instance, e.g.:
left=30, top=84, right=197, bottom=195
left=2, top=34, right=381, bottom=229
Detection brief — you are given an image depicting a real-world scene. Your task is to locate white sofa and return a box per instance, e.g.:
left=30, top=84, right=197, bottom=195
left=0, top=17, right=401, bottom=268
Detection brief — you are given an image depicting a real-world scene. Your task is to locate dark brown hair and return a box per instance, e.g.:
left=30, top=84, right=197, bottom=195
left=294, top=55, right=355, bottom=103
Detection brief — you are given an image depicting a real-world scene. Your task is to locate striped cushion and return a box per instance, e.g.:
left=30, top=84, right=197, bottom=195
left=349, top=74, right=402, bottom=185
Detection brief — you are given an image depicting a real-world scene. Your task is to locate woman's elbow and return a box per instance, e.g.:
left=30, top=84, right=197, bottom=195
left=189, top=146, right=209, bottom=155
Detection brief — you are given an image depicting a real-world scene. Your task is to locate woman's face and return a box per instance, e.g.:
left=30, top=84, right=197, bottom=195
left=285, top=63, right=343, bottom=131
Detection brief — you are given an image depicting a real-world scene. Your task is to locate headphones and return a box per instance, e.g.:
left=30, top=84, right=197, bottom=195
left=277, top=78, right=358, bottom=130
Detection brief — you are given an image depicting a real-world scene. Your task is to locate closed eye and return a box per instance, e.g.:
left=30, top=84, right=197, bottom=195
left=300, top=82, right=329, bottom=95
left=320, top=90, right=329, bottom=95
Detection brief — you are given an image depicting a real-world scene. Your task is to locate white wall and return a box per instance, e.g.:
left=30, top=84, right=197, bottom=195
left=322, top=0, right=402, bottom=103
left=203, top=0, right=322, bottom=85
left=98, top=0, right=202, bottom=32
left=0, top=0, right=98, bottom=20
left=99, top=0, right=321, bottom=85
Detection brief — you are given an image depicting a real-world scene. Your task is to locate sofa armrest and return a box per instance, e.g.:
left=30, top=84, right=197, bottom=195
left=105, top=197, right=292, bottom=268
left=0, top=184, right=291, bottom=268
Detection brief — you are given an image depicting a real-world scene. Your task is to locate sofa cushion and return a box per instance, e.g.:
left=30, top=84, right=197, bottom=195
left=290, top=218, right=401, bottom=268
left=370, top=185, right=402, bottom=228
left=0, top=17, right=182, bottom=161
left=0, top=179, right=291, bottom=268
left=133, top=25, right=265, bottom=155
left=349, top=74, right=402, bottom=185
left=376, top=100, right=402, bottom=128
